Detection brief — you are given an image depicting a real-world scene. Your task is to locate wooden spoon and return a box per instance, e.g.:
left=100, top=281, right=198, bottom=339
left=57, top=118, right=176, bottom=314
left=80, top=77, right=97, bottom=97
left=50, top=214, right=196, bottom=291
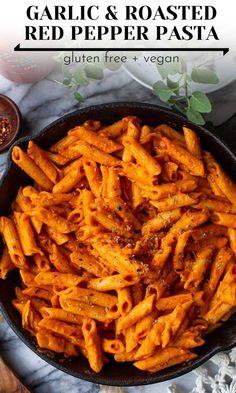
left=0, top=357, right=31, bottom=393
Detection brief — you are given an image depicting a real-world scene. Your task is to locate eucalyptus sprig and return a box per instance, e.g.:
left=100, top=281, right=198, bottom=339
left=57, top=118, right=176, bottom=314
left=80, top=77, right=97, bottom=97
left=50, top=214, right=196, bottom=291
left=55, top=51, right=123, bottom=102
left=153, top=60, right=219, bottom=125
left=60, top=64, right=105, bottom=102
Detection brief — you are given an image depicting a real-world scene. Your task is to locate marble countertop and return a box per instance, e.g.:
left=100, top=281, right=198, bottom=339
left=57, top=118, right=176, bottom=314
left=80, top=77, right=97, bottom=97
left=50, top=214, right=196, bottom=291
left=0, top=66, right=236, bottom=393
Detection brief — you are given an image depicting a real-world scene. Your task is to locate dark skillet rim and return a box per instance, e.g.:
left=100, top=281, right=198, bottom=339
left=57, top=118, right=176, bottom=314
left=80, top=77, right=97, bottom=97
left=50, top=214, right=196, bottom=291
left=0, top=102, right=236, bottom=386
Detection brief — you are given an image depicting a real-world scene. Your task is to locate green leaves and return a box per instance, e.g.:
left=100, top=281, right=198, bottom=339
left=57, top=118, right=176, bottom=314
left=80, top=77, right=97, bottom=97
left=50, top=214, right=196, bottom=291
left=156, top=62, right=183, bottom=79
left=153, top=81, right=173, bottom=102
left=167, top=77, right=179, bottom=93
left=84, top=65, right=104, bottom=80
left=186, top=108, right=205, bottom=125
left=190, top=92, right=212, bottom=113
left=62, top=79, right=71, bottom=86
left=152, top=61, right=218, bottom=125
left=60, top=67, right=88, bottom=102
left=73, top=91, right=85, bottom=102
left=191, top=68, right=219, bottom=84
left=59, top=63, right=105, bottom=103
left=102, top=52, right=123, bottom=71
left=73, top=67, right=89, bottom=86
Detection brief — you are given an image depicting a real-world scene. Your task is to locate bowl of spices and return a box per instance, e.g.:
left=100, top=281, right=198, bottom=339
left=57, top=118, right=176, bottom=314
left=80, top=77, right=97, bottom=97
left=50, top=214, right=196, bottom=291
left=0, top=94, right=21, bottom=152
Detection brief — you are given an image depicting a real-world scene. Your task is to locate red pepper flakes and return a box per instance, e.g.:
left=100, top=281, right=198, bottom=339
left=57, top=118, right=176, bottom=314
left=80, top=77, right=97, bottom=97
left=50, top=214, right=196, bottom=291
left=0, top=117, right=12, bottom=145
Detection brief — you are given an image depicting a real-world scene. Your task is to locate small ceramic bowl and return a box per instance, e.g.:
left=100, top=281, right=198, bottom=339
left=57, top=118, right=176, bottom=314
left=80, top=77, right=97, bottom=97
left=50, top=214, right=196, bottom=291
left=0, top=94, right=21, bottom=153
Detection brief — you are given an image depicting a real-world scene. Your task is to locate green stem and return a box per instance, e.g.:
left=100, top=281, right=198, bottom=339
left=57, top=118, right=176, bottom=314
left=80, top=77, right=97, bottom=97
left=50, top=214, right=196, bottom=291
left=183, top=73, right=190, bottom=108
left=172, top=96, right=186, bottom=102
left=172, top=103, right=186, bottom=115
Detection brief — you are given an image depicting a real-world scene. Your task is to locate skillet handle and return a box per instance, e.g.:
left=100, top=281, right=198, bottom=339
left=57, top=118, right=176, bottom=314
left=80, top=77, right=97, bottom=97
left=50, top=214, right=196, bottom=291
left=211, top=112, right=236, bottom=154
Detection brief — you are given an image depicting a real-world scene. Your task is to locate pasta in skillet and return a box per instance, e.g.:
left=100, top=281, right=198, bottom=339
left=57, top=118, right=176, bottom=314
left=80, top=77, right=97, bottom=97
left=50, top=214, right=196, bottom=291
left=1, top=116, right=236, bottom=373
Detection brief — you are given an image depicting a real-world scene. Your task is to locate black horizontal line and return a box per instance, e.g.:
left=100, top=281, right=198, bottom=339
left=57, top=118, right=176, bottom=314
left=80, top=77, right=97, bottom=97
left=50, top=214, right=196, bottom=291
left=14, top=44, right=229, bottom=55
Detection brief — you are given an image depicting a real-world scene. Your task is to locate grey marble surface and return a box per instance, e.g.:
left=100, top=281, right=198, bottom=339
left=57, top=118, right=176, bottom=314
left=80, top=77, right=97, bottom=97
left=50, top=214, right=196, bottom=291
left=0, top=66, right=236, bottom=393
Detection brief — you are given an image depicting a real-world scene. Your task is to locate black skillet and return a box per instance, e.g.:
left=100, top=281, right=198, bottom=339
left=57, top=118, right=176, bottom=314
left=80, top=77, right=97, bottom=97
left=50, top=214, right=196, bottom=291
left=0, top=102, right=236, bottom=386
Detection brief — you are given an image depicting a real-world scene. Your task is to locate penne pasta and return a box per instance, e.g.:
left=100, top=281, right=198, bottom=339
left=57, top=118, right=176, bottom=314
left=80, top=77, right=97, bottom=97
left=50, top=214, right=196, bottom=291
left=36, top=331, right=78, bottom=357
left=62, top=157, right=83, bottom=176
left=161, top=137, right=205, bottom=176
left=173, top=230, right=191, bottom=272
left=27, top=141, right=60, bottom=184
left=93, top=209, right=131, bottom=238
left=23, top=186, right=72, bottom=207
left=184, top=247, right=214, bottom=289
left=193, top=198, right=236, bottom=213
left=34, top=253, right=51, bottom=272
left=134, top=347, right=196, bottom=372
left=2, top=116, right=236, bottom=374
left=12, top=146, right=53, bottom=191
left=67, top=141, right=122, bottom=167
left=45, top=226, right=69, bottom=245
left=49, top=243, right=76, bottom=273
left=228, top=228, right=236, bottom=256
left=151, top=193, right=197, bottom=212
left=123, top=135, right=161, bottom=175
left=139, top=179, right=197, bottom=200
left=122, top=120, right=140, bottom=162
left=83, top=159, right=102, bottom=198
left=22, top=300, right=41, bottom=335
left=0, top=217, right=27, bottom=268
left=208, top=247, right=233, bottom=291
left=117, top=287, right=132, bottom=315
left=183, top=127, right=202, bottom=159
left=211, top=212, right=236, bottom=228
left=44, top=151, right=71, bottom=166
left=191, top=224, right=227, bottom=241
left=124, top=325, right=138, bottom=352
left=30, top=207, right=77, bottom=233
left=91, top=241, right=146, bottom=275
left=102, top=338, right=125, bottom=354
left=117, top=294, right=156, bottom=332
left=14, top=212, right=42, bottom=256
left=0, top=246, right=15, bottom=279
left=146, top=271, right=177, bottom=299
left=205, top=153, right=236, bottom=205
left=69, top=125, right=122, bottom=153
left=121, top=162, right=155, bottom=186
left=142, top=208, right=181, bottom=235
left=163, top=161, right=178, bottom=182
left=50, top=134, right=80, bottom=153
left=53, top=166, right=84, bottom=194
left=131, top=183, right=144, bottom=209
left=98, top=117, right=132, bottom=138
left=38, top=318, right=83, bottom=343
left=59, top=287, right=117, bottom=308
left=35, top=271, right=87, bottom=288
left=60, top=297, right=106, bottom=322
left=88, top=273, right=140, bottom=292
left=156, top=293, right=193, bottom=311
left=82, top=319, right=104, bottom=372
left=40, top=307, right=83, bottom=324
left=155, top=124, right=185, bottom=144
left=134, top=309, right=158, bottom=342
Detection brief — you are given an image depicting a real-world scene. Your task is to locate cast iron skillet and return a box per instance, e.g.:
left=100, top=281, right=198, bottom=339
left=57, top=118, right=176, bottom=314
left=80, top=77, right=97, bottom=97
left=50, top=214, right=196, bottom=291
left=0, top=102, right=236, bottom=386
